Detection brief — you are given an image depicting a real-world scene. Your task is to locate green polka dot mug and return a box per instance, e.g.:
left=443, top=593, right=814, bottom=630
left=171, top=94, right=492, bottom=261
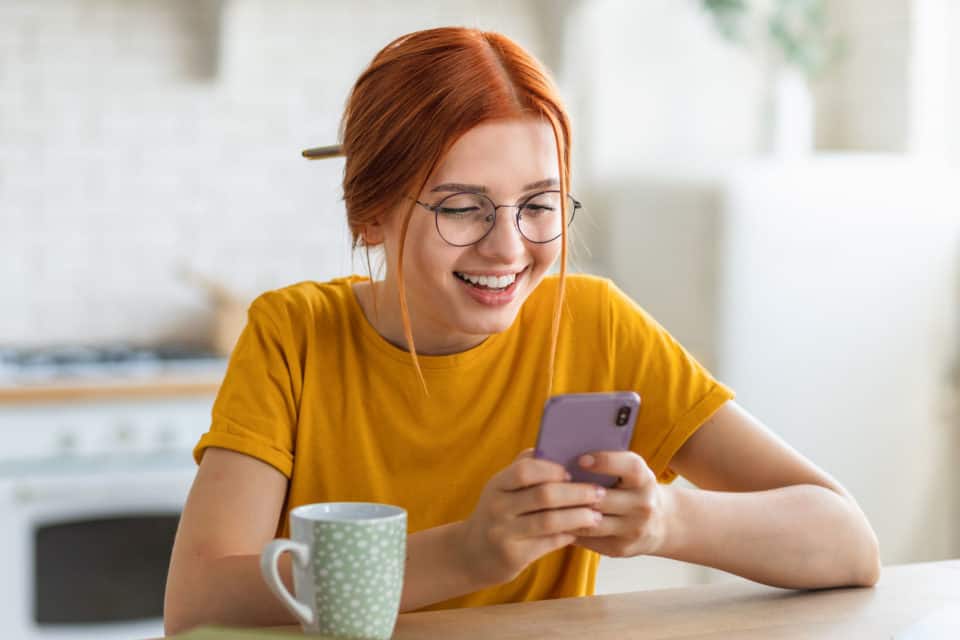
left=260, top=502, right=407, bottom=639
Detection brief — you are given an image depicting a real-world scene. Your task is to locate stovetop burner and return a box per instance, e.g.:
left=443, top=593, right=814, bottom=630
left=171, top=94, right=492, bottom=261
left=0, top=344, right=226, bottom=384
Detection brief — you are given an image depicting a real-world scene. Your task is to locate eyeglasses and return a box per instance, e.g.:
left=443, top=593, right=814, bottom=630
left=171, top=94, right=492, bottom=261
left=414, top=190, right=581, bottom=247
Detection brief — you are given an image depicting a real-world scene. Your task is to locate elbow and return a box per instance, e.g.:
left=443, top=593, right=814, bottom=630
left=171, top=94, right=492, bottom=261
left=861, top=536, right=882, bottom=587
left=855, top=557, right=881, bottom=588
left=163, top=608, right=188, bottom=637
left=164, top=569, right=205, bottom=637
left=851, top=527, right=882, bottom=588
left=834, top=490, right=882, bottom=588
left=163, top=594, right=194, bottom=637
left=163, top=617, right=184, bottom=638
left=164, top=599, right=207, bottom=638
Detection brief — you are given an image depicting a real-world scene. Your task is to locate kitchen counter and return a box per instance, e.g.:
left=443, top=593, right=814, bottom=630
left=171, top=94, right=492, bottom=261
left=0, top=374, right=223, bottom=404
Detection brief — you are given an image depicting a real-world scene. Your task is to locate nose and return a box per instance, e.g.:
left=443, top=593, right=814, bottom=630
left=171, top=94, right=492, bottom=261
left=476, top=207, right=526, bottom=262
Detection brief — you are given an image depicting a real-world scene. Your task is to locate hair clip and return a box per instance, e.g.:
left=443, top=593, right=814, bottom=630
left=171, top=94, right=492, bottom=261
left=301, top=144, right=344, bottom=159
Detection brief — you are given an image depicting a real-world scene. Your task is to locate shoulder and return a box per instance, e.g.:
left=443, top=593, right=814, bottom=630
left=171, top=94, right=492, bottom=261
left=518, top=273, right=614, bottom=338
left=526, top=273, right=612, bottom=309
left=248, top=276, right=364, bottom=334
left=526, top=273, right=663, bottom=337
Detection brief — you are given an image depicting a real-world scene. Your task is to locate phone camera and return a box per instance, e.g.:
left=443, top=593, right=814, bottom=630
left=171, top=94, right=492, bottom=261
left=615, top=406, right=631, bottom=426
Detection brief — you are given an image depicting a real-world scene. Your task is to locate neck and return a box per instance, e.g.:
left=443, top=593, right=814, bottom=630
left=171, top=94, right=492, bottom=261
left=352, top=278, right=487, bottom=355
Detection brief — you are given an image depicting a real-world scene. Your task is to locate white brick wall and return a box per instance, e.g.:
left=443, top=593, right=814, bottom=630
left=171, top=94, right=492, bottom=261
left=814, top=0, right=913, bottom=152
left=948, top=0, right=960, bottom=163
left=815, top=0, right=960, bottom=159
left=0, top=0, right=548, bottom=347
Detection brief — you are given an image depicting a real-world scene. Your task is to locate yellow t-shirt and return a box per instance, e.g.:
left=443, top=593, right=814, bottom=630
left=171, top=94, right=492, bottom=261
left=194, top=273, right=734, bottom=610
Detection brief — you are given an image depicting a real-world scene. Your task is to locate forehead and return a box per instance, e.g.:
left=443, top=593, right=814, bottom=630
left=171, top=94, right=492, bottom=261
left=428, top=118, right=559, bottom=194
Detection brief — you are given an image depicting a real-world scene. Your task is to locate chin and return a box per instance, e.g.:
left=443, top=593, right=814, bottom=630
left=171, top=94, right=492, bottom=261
left=454, top=308, right=521, bottom=337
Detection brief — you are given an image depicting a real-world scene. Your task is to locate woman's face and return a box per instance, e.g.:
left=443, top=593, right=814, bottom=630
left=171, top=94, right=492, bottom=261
left=377, top=118, right=564, bottom=353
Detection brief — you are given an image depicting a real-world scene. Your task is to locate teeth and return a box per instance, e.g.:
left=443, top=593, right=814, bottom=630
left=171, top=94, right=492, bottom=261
left=456, top=272, right=518, bottom=288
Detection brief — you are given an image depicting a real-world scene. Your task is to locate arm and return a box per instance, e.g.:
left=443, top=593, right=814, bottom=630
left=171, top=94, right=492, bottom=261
left=574, top=400, right=880, bottom=589
left=163, top=448, right=490, bottom=636
left=164, top=447, right=601, bottom=634
left=163, top=447, right=292, bottom=635
left=663, top=400, right=880, bottom=588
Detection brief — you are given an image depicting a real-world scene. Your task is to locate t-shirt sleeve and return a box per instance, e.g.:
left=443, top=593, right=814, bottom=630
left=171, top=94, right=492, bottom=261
left=606, top=280, right=735, bottom=483
left=193, top=294, right=301, bottom=477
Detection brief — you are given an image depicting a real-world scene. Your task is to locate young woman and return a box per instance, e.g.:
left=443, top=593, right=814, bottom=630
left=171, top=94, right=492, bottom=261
left=163, top=26, right=880, bottom=635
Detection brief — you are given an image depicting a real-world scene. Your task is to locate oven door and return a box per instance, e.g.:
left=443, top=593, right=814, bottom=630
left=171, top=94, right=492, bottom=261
left=3, top=463, right=194, bottom=640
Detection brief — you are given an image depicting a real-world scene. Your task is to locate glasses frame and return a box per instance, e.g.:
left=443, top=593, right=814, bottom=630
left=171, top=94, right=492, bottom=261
left=414, top=189, right=581, bottom=247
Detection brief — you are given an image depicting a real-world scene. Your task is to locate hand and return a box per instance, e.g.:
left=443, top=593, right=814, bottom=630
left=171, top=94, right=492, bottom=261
left=571, top=451, right=671, bottom=558
left=457, top=449, right=605, bottom=587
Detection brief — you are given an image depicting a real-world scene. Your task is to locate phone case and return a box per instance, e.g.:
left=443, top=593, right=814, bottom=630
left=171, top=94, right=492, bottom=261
left=533, top=392, right=641, bottom=487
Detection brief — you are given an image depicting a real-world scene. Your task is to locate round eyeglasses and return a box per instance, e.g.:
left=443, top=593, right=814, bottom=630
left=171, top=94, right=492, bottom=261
left=414, top=190, right=581, bottom=247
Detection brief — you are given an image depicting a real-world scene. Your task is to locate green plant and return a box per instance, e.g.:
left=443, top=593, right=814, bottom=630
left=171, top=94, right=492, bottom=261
left=699, top=0, right=845, bottom=78
left=701, top=0, right=748, bottom=41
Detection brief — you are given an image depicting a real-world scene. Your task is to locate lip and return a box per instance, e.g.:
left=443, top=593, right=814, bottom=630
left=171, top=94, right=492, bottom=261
left=454, top=267, right=527, bottom=306
left=453, top=268, right=527, bottom=277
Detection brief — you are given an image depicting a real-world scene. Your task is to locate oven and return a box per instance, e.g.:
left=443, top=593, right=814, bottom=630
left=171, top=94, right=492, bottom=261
left=0, top=346, right=222, bottom=640
left=0, top=459, right=194, bottom=639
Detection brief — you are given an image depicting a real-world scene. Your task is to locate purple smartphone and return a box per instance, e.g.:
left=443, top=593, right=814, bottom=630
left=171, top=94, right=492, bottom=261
left=533, top=392, right=641, bottom=487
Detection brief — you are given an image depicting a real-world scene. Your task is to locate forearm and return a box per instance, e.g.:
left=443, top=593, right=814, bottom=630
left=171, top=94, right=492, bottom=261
left=165, top=522, right=483, bottom=634
left=164, top=553, right=298, bottom=635
left=399, top=521, right=489, bottom=612
left=656, top=484, right=881, bottom=589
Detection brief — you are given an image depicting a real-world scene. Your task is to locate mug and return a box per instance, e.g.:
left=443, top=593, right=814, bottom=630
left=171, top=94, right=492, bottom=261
left=260, top=502, right=407, bottom=639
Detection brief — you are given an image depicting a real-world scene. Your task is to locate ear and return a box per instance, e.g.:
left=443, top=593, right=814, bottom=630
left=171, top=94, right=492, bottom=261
left=360, top=218, right=385, bottom=246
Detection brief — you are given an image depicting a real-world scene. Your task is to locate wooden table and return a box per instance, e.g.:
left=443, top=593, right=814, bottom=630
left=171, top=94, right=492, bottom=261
left=174, top=560, right=960, bottom=639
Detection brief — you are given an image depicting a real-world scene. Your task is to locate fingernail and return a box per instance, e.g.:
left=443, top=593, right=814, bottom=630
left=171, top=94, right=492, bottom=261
left=564, top=472, right=572, bottom=482
left=593, top=510, right=603, bottom=523
left=580, top=455, right=595, bottom=468
left=595, top=486, right=606, bottom=500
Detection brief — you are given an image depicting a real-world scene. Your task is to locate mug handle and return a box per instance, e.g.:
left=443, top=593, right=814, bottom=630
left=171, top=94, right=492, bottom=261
left=259, top=538, right=315, bottom=627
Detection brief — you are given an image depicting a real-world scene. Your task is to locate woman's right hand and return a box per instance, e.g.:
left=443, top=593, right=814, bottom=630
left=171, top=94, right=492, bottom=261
left=457, top=449, right=605, bottom=587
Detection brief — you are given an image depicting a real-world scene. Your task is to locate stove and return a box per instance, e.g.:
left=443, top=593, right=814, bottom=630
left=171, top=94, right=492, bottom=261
left=0, top=345, right=224, bottom=639
left=0, top=344, right=226, bottom=460
left=0, top=344, right=227, bottom=385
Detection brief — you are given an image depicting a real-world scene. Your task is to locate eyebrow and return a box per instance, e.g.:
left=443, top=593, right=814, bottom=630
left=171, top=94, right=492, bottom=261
left=430, top=178, right=560, bottom=194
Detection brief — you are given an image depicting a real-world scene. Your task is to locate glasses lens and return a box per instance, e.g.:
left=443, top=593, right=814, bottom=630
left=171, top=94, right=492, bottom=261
left=434, top=193, right=495, bottom=245
left=518, top=191, right=576, bottom=243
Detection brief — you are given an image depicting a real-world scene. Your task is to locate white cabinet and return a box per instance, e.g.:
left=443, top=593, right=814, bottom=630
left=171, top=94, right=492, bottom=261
left=717, top=156, right=960, bottom=565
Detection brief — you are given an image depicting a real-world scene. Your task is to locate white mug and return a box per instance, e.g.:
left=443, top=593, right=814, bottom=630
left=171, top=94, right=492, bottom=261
left=260, top=502, right=407, bottom=639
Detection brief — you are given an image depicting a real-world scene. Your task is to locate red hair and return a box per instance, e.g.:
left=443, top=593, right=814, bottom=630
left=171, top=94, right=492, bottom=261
left=339, top=27, right=572, bottom=397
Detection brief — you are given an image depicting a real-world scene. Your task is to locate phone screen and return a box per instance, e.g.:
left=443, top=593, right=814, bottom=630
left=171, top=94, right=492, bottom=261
left=533, top=392, right=641, bottom=487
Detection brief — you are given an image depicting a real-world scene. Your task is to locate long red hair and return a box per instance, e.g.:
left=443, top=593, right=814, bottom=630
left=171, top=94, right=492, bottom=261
left=339, top=27, right=572, bottom=397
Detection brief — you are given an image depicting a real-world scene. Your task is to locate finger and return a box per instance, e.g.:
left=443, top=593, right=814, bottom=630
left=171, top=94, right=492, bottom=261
left=578, top=451, right=655, bottom=491
left=573, top=535, right=624, bottom=557
left=497, top=457, right=569, bottom=491
left=589, top=487, right=638, bottom=516
left=527, top=533, right=576, bottom=559
left=568, top=514, right=622, bottom=538
left=512, top=482, right=605, bottom=516
left=512, top=506, right=601, bottom=538
left=515, top=448, right=535, bottom=460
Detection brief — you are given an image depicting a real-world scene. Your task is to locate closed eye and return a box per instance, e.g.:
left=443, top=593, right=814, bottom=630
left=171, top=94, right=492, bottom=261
left=437, top=206, right=481, bottom=215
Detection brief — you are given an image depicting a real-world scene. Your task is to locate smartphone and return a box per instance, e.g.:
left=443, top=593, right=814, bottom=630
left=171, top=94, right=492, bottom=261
left=533, top=392, right=641, bottom=487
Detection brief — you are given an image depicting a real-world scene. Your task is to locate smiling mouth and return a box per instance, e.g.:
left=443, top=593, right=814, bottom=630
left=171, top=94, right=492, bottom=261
left=453, top=268, right=527, bottom=291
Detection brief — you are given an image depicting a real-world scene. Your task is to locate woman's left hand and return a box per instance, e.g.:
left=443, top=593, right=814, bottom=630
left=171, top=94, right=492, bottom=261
left=571, top=451, right=673, bottom=557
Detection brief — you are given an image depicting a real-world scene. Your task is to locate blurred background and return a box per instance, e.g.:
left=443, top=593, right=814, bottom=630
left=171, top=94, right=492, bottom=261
left=0, top=1, right=958, bottom=638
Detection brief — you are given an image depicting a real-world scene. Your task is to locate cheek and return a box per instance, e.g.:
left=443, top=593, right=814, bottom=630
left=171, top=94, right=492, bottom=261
left=411, top=237, right=467, bottom=279
left=388, top=214, right=446, bottom=271
left=532, top=242, right=562, bottom=272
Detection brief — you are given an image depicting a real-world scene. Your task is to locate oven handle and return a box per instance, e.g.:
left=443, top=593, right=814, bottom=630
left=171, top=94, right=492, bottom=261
left=12, top=476, right=190, bottom=508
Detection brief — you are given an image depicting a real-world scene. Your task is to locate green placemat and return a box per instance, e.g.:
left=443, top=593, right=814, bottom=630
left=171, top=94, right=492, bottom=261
left=172, top=625, right=333, bottom=639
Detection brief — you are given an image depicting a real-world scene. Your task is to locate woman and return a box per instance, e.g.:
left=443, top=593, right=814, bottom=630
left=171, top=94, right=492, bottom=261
left=163, top=26, right=880, bottom=635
